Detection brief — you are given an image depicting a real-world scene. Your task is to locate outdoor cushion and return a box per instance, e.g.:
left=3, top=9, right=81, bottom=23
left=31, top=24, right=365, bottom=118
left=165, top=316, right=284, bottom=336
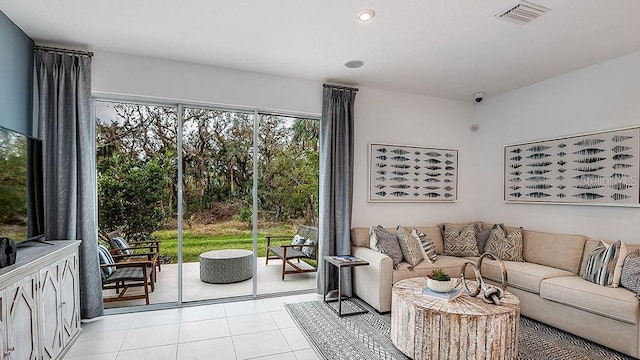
left=540, top=276, right=639, bottom=324
left=301, top=238, right=316, bottom=258
left=98, top=244, right=116, bottom=279
left=478, top=258, right=575, bottom=294
left=291, top=234, right=305, bottom=250
left=111, top=236, right=133, bottom=255
left=268, top=246, right=308, bottom=260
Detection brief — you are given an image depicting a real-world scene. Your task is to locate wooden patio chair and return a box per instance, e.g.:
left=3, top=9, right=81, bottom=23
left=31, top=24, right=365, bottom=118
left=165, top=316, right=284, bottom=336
left=101, top=230, right=162, bottom=273
left=266, top=225, right=318, bottom=280
left=98, top=244, right=154, bottom=305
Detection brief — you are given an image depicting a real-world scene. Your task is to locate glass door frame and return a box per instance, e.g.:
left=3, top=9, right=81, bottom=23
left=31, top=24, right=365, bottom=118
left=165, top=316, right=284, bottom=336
left=93, top=94, right=320, bottom=311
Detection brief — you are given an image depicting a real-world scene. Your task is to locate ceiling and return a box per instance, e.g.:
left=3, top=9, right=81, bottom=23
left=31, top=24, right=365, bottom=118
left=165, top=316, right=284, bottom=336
left=2, top=1, right=640, bottom=102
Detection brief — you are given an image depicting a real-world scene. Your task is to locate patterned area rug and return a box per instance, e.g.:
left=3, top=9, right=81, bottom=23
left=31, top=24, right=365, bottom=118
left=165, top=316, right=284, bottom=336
left=285, top=299, right=634, bottom=360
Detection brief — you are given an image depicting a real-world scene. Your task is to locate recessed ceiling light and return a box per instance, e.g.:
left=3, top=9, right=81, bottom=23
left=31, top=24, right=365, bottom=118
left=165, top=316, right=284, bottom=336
left=357, top=9, right=375, bottom=22
left=345, top=60, right=365, bottom=69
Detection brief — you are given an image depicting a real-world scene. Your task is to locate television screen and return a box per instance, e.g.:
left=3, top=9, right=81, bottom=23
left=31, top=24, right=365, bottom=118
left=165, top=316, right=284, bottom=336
left=0, top=126, right=44, bottom=242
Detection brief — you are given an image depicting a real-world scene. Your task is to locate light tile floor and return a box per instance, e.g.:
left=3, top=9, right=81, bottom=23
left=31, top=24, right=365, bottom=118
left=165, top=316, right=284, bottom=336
left=64, top=293, right=322, bottom=360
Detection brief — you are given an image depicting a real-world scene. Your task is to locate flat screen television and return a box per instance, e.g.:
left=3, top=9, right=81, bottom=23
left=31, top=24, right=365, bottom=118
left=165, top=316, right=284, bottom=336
left=0, top=125, right=46, bottom=245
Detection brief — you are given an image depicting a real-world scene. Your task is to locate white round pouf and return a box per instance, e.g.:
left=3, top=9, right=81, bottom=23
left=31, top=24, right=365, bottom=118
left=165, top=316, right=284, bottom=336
left=199, top=249, right=253, bottom=284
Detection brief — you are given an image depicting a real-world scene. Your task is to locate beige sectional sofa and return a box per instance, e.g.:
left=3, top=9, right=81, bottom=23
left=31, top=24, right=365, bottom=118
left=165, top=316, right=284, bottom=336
left=350, top=223, right=640, bottom=358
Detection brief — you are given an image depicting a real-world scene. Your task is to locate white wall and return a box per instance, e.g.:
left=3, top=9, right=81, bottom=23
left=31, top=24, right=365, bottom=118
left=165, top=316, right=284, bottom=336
left=92, top=52, right=476, bottom=228
left=352, top=88, right=475, bottom=227
left=472, top=50, right=640, bottom=243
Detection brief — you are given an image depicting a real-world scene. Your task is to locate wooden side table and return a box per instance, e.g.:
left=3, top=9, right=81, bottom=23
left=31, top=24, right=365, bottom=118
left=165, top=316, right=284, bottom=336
left=391, top=277, right=520, bottom=360
left=323, top=255, right=369, bottom=317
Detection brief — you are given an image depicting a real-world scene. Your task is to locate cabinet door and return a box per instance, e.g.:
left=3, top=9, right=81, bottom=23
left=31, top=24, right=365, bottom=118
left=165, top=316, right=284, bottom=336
left=6, top=274, right=39, bottom=360
left=0, top=289, right=7, bottom=360
left=39, top=261, right=63, bottom=360
left=60, top=253, right=80, bottom=346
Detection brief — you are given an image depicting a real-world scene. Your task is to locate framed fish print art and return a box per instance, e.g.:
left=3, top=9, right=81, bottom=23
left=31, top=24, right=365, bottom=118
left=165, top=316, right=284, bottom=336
left=504, top=127, right=640, bottom=206
left=368, top=143, right=458, bottom=202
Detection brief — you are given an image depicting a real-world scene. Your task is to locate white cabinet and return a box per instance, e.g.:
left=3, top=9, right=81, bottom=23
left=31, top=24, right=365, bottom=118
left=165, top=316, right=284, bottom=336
left=0, top=241, right=81, bottom=360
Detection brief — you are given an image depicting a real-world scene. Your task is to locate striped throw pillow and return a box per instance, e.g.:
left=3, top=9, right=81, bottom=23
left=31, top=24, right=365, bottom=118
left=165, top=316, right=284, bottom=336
left=97, top=244, right=116, bottom=279
left=413, top=228, right=437, bottom=263
left=583, top=240, right=623, bottom=287
left=111, top=236, right=133, bottom=255
left=621, top=249, right=640, bottom=296
left=396, top=226, right=424, bottom=266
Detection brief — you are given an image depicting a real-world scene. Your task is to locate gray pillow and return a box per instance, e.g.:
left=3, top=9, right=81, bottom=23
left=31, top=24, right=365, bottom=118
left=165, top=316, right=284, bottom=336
left=370, top=225, right=403, bottom=268
left=474, top=223, right=492, bottom=254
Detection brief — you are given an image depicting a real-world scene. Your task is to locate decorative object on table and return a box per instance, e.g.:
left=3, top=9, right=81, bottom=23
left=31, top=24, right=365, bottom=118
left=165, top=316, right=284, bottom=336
left=504, top=127, right=640, bottom=206
left=422, top=286, right=463, bottom=301
left=461, top=253, right=508, bottom=305
left=0, top=237, right=17, bottom=268
left=426, top=267, right=454, bottom=292
left=368, top=142, right=458, bottom=202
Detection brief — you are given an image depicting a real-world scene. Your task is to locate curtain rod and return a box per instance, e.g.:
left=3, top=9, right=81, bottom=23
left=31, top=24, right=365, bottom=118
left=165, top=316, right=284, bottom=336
left=323, top=84, right=359, bottom=92
left=34, top=45, right=94, bottom=57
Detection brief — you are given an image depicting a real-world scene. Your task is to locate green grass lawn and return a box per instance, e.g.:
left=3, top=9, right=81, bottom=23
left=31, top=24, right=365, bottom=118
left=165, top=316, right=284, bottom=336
left=154, top=220, right=301, bottom=263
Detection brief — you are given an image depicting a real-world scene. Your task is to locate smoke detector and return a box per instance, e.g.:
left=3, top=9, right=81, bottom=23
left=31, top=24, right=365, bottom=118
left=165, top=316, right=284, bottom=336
left=495, top=1, right=551, bottom=25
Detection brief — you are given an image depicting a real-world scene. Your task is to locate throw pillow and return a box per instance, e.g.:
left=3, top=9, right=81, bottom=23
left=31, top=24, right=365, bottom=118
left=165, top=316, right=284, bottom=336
left=583, top=240, right=623, bottom=287
left=370, top=225, right=403, bottom=268
left=612, top=241, right=628, bottom=288
left=301, top=238, right=316, bottom=258
left=413, top=228, right=437, bottom=263
left=442, top=223, right=479, bottom=257
left=291, top=234, right=306, bottom=251
left=474, top=223, right=492, bottom=254
left=396, top=226, right=423, bottom=267
left=621, top=249, right=640, bottom=296
left=484, top=224, right=525, bottom=262
left=111, top=236, right=133, bottom=255
left=97, top=244, right=116, bottom=279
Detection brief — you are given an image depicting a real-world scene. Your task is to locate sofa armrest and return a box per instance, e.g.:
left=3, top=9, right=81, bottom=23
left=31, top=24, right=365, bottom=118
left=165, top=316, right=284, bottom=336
left=351, top=246, right=394, bottom=313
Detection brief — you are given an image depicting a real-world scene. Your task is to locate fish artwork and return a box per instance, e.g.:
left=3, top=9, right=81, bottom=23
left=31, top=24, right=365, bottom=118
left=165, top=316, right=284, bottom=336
left=423, top=193, right=441, bottom=198
left=526, top=145, right=551, bottom=152
left=527, top=192, right=551, bottom=198
left=425, top=165, right=442, bottom=170
left=573, top=166, right=604, bottom=172
left=391, top=149, right=410, bottom=155
left=445, top=160, right=454, bottom=165
left=375, top=176, right=386, bottom=181
left=390, top=191, right=409, bottom=197
left=612, top=146, right=632, bottom=153
left=510, top=155, right=522, bottom=161
left=511, top=148, right=522, bottom=154
left=613, top=154, right=633, bottom=161
left=526, top=184, right=553, bottom=190
left=424, top=186, right=440, bottom=190
left=527, top=153, right=550, bottom=159
left=573, top=193, right=604, bottom=200
left=376, top=148, right=387, bottom=153
left=611, top=183, right=632, bottom=190
left=510, top=192, right=522, bottom=198
left=444, top=186, right=454, bottom=191
left=613, top=163, right=633, bottom=170
left=557, top=151, right=567, bottom=157
left=390, top=184, right=411, bottom=189
left=509, top=185, right=521, bottom=190
left=445, top=153, right=455, bottom=158
left=525, top=176, right=550, bottom=182
left=390, top=164, right=411, bottom=169
left=374, top=184, right=386, bottom=189
left=391, top=156, right=410, bottom=162
left=390, top=177, right=408, bottom=182
left=574, top=139, right=605, bottom=146
left=425, top=172, right=441, bottom=177
left=445, top=166, right=455, bottom=171
left=376, top=155, right=387, bottom=160
left=444, top=179, right=453, bottom=183
left=425, top=152, right=441, bottom=157
left=558, top=143, right=567, bottom=148
left=574, top=157, right=606, bottom=164
left=572, top=148, right=605, bottom=155
left=444, top=193, right=453, bottom=198
left=391, top=170, right=409, bottom=176
left=510, top=164, right=522, bottom=169
left=376, top=170, right=387, bottom=175
left=612, top=135, right=633, bottom=143
left=376, top=191, right=387, bottom=196
left=424, top=159, right=442, bottom=164
left=527, top=169, right=550, bottom=175
left=527, top=161, right=553, bottom=167
left=376, top=162, right=387, bottom=168
left=612, top=193, right=632, bottom=201
left=424, top=178, right=441, bottom=183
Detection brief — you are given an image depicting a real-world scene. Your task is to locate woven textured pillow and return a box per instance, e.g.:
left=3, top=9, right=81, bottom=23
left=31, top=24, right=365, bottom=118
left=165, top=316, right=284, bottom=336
left=474, top=223, right=492, bottom=254
left=621, top=249, right=640, bottom=296
left=396, top=226, right=423, bottom=266
left=583, top=240, right=623, bottom=287
left=485, top=224, right=524, bottom=262
left=97, top=244, right=116, bottom=279
left=413, top=228, right=437, bottom=263
left=301, top=238, right=316, bottom=258
left=370, top=225, right=403, bottom=268
left=442, top=223, right=479, bottom=257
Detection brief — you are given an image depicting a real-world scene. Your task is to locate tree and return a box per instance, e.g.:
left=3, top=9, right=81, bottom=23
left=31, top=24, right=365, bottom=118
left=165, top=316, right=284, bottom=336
left=98, top=156, right=168, bottom=241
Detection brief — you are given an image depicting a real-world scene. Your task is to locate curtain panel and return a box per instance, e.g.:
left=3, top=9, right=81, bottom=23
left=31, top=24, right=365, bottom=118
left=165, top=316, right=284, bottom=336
left=317, top=85, right=357, bottom=296
left=35, top=50, right=103, bottom=319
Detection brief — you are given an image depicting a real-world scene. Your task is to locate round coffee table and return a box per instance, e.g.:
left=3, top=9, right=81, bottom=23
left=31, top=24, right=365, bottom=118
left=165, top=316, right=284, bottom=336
left=199, top=249, right=253, bottom=284
left=391, top=277, right=520, bottom=360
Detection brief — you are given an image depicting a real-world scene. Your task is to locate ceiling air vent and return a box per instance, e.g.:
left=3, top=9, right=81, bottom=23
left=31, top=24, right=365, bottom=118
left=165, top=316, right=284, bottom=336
left=495, top=1, right=551, bottom=25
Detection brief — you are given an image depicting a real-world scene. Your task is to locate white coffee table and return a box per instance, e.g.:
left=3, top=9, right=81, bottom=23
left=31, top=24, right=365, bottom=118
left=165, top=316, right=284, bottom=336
left=391, top=277, right=520, bottom=360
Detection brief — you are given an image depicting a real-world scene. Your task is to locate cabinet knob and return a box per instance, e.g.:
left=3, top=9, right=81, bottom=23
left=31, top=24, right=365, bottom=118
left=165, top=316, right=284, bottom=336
left=4, top=346, right=15, bottom=356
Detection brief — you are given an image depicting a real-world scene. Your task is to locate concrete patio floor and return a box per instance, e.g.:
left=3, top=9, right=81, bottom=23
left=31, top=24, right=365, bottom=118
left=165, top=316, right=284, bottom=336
left=104, top=257, right=317, bottom=309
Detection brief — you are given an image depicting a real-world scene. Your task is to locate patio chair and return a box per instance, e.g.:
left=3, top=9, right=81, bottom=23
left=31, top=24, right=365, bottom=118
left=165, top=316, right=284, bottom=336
left=101, top=230, right=162, bottom=273
left=98, top=244, right=154, bottom=305
left=266, top=225, right=318, bottom=280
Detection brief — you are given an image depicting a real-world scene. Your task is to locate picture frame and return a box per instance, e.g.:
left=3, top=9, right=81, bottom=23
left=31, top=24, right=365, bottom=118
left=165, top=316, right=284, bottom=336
left=368, top=143, right=458, bottom=202
left=504, top=127, right=640, bottom=207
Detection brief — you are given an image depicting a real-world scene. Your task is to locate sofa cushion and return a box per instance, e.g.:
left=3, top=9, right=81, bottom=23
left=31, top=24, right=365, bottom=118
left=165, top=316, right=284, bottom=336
left=414, top=226, right=444, bottom=254
left=442, top=223, right=480, bottom=257
left=621, top=249, right=640, bottom=297
left=393, top=256, right=470, bottom=284
left=396, top=226, right=423, bottom=266
left=478, top=258, right=575, bottom=294
left=370, top=226, right=403, bottom=268
left=583, top=240, right=625, bottom=287
left=540, top=276, right=639, bottom=324
left=485, top=224, right=525, bottom=262
left=474, top=223, right=492, bottom=254
left=523, top=230, right=586, bottom=274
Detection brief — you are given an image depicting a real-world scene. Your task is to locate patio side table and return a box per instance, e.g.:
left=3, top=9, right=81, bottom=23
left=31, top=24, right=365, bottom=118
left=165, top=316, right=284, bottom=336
left=200, top=249, right=253, bottom=284
left=323, top=255, right=369, bottom=317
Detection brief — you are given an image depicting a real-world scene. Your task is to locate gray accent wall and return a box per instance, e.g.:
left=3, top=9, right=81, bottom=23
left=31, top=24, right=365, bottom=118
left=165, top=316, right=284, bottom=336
left=0, top=10, right=33, bottom=135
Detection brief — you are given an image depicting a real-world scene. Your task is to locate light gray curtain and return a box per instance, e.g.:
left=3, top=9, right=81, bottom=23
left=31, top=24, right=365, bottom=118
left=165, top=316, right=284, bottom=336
left=317, top=84, right=357, bottom=296
left=35, top=50, right=103, bottom=319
